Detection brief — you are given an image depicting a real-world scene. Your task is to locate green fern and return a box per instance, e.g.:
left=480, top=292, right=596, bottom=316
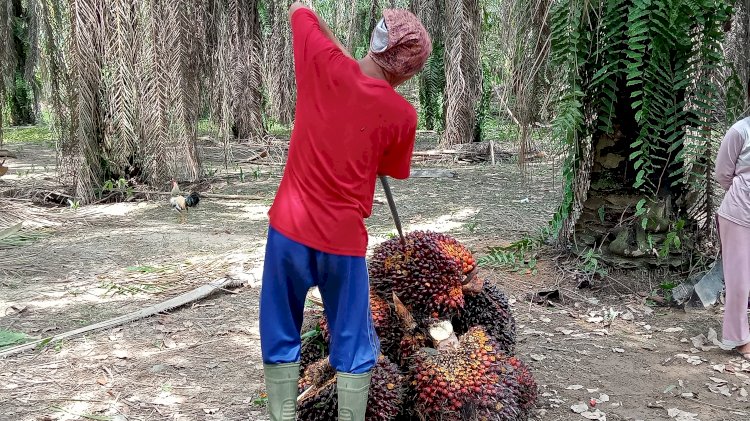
left=548, top=0, right=733, bottom=244
left=418, top=42, right=446, bottom=131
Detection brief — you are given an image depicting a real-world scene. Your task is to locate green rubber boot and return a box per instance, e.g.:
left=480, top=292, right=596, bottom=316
left=337, top=371, right=372, bottom=421
left=263, top=363, right=299, bottom=421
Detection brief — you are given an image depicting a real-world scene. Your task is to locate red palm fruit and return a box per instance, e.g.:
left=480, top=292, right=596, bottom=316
left=369, top=231, right=465, bottom=319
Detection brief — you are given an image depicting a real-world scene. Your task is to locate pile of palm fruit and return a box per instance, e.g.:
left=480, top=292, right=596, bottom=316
left=298, top=230, right=538, bottom=420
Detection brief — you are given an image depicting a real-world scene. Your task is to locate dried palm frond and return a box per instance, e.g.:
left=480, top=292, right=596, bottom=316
left=63, top=0, right=105, bottom=203
left=102, top=0, right=140, bottom=180
left=263, top=0, right=296, bottom=125
left=25, top=0, right=42, bottom=119
left=725, top=0, right=749, bottom=100
left=0, top=1, right=16, bottom=91
left=50, top=0, right=209, bottom=203
left=37, top=0, right=73, bottom=160
left=490, top=0, right=553, bottom=176
left=230, top=0, right=265, bottom=141
left=161, top=0, right=203, bottom=180
left=441, top=0, right=482, bottom=147
left=98, top=251, right=252, bottom=297
left=208, top=0, right=266, bottom=146
left=0, top=223, right=52, bottom=250
left=0, top=200, right=96, bottom=228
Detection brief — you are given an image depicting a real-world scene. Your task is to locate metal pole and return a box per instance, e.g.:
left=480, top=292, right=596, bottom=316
left=379, top=176, right=405, bottom=244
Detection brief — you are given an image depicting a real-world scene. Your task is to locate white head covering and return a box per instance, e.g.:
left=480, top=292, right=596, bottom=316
left=370, top=18, right=389, bottom=53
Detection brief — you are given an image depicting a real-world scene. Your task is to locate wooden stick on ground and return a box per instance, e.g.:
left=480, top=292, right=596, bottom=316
left=200, top=192, right=266, bottom=201
left=134, top=190, right=265, bottom=201
left=0, top=277, right=247, bottom=358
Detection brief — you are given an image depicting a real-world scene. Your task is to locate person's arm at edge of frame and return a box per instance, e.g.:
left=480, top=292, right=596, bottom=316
left=289, top=1, right=353, bottom=59
left=715, top=127, right=743, bottom=192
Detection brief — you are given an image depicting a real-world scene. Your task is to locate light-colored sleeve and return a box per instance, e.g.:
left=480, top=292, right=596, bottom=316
left=715, top=128, right=744, bottom=191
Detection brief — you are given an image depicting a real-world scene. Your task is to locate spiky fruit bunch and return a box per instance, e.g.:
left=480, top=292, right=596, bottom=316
left=366, top=355, right=406, bottom=421
left=369, top=231, right=465, bottom=318
left=318, top=315, right=331, bottom=342
left=298, top=355, right=405, bottom=421
left=427, top=231, right=477, bottom=275
left=300, top=310, right=328, bottom=373
left=299, top=358, right=335, bottom=392
left=504, top=356, right=538, bottom=416
left=298, top=376, right=337, bottom=420
left=398, top=332, right=427, bottom=368
left=317, top=293, right=402, bottom=358
left=454, top=282, right=517, bottom=353
left=300, top=339, right=327, bottom=375
left=369, top=293, right=403, bottom=357
left=409, top=326, right=520, bottom=420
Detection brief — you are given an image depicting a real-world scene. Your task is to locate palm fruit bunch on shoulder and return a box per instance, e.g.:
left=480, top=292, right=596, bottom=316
left=298, top=355, right=405, bottom=421
left=454, top=281, right=517, bottom=354
left=408, top=326, right=520, bottom=421
left=369, top=231, right=465, bottom=319
left=425, top=231, right=477, bottom=275
left=502, top=356, right=539, bottom=418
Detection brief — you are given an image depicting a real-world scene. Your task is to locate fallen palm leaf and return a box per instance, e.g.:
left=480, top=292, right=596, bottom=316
left=0, top=223, right=52, bottom=249
left=0, top=223, right=23, bottom=239
left=0, top=329, right=30, bottom=349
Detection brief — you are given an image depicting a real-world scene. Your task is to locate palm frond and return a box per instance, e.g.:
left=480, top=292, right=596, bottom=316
left=442, top=0, right=482, bottom=147
left=262, top=0, right=295, bottom=125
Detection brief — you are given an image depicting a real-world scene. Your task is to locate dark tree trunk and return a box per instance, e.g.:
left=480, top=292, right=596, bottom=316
left=573, top=79, right=687, bottom=269
left=9, top=0, right=36, bottom=126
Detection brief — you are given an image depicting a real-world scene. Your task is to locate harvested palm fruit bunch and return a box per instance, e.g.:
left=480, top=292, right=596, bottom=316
left=503, top=356, right=539, bottom=418
left=369, top=231, right=465, bottom=319
left=299, top=309, right=328, bottom=373
left=295, top=231, right=538, bottom=420
left=397, top=331, right=428, bottom=368
left=298, top=376, right=338, bottom=420
left=426, top=231, right=477, bottom=275
left=453, top=281, right=517, bottom=353
left=409, top=326, right=521, bottom=420
left=297, top=355, right=405, bottom=421
left=298, top=358, right=336, bottom=392
left=366, top=355, right=406, bottom=421
left=317, top=292, right=402, bottom=359
left=370, top=292, right=403, bottom=358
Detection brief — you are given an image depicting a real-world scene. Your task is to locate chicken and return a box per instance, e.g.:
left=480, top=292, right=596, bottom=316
left=169, top=180, right=200, bottom=223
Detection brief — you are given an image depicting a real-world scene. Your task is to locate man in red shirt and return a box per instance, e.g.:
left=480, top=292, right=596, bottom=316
left=259, top=3, right=431, bottom=420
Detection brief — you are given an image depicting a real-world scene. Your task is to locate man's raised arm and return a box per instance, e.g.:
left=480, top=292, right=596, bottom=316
left=289, top=2, right=353, bottom=59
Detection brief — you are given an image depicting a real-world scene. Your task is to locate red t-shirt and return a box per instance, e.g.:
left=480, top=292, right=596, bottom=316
left=267, top=8, right=417, bottom=257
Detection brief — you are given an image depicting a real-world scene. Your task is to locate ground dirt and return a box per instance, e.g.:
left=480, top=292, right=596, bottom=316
left=1, top=137, right=748, bottom=421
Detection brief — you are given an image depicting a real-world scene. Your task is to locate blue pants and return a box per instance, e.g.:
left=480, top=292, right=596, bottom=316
left=259, top=226, right=380, bottom=374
